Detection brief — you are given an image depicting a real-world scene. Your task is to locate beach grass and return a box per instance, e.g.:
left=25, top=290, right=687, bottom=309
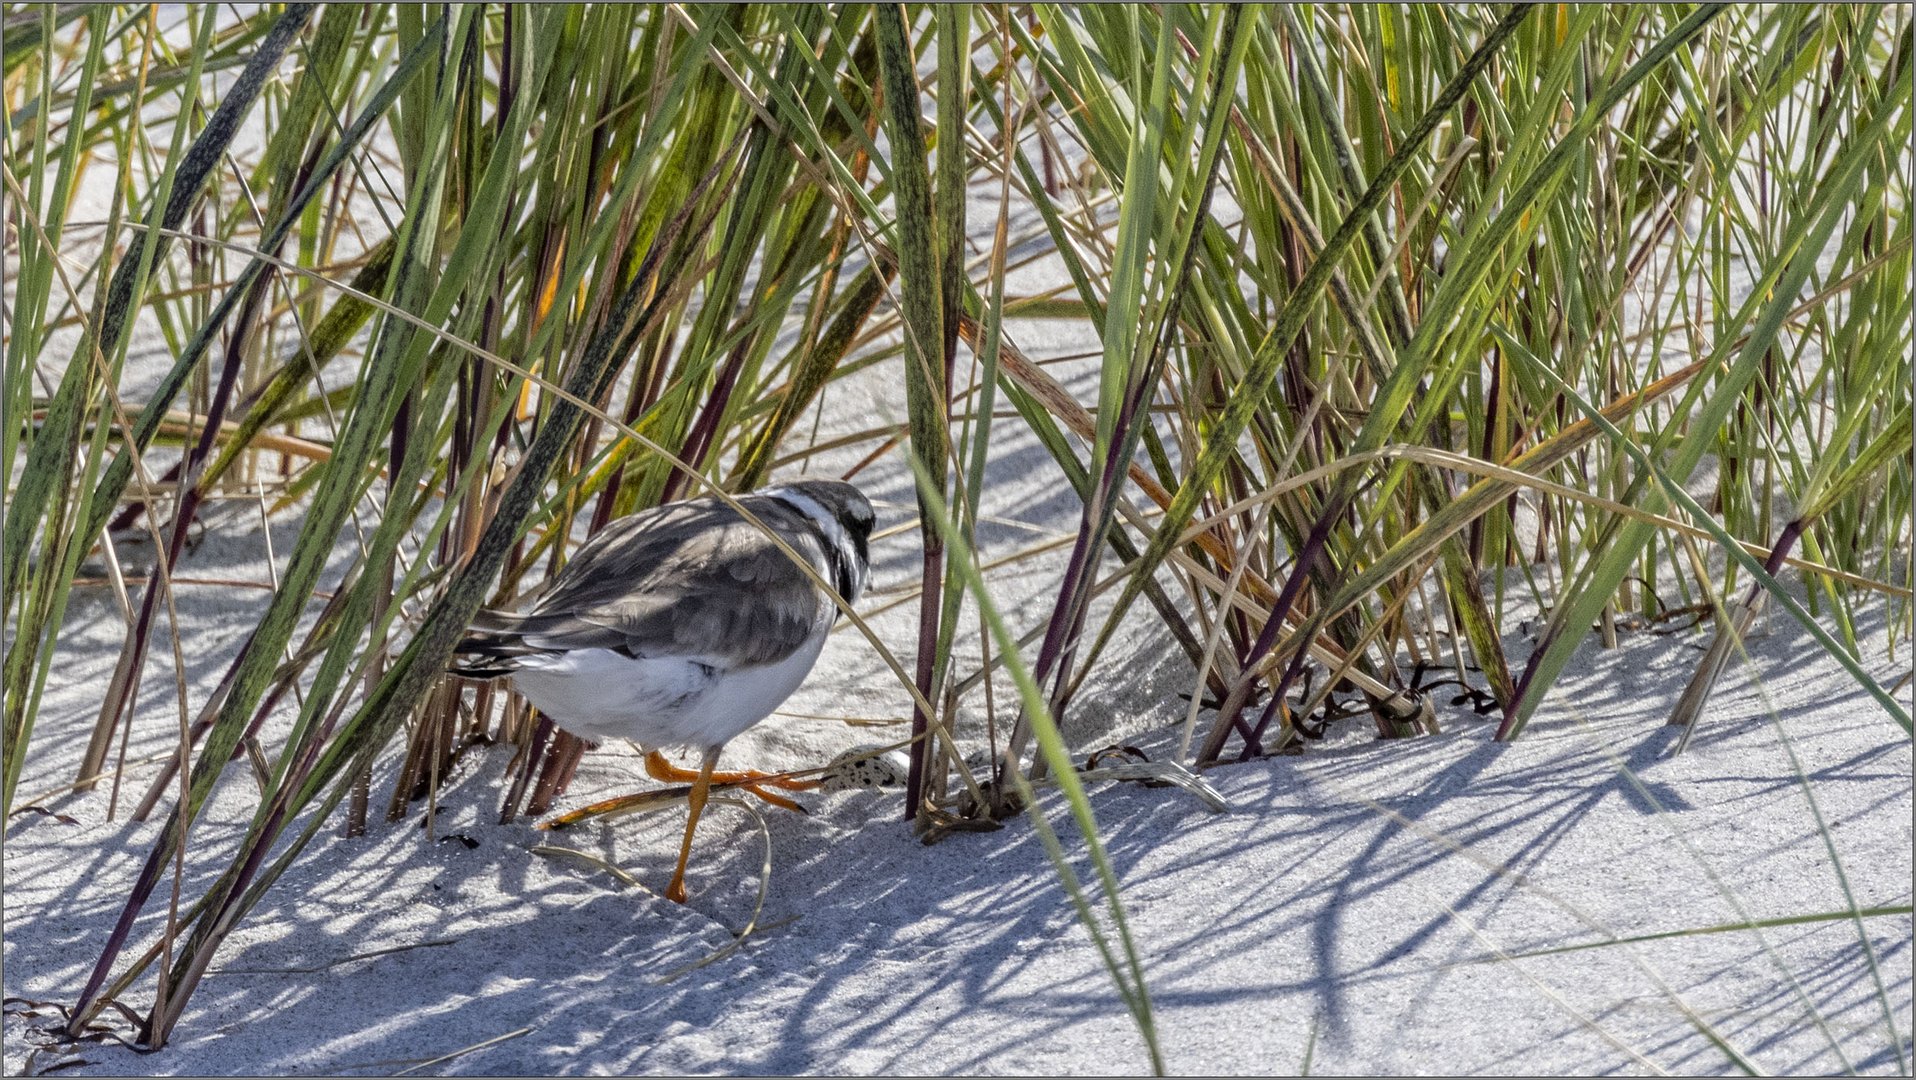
left=4, top=3, right=1910, bottom=1068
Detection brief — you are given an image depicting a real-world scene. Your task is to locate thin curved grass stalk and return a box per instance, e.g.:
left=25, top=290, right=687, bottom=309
left=531, top=845, right=646, bottom=889
left=1479, top=905, right=1915, bottom=965
left=653, top=795, right=776, bottom=984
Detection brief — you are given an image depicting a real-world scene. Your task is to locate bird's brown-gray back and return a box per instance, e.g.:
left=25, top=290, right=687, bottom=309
left=486, top=496, right=828, bottom=668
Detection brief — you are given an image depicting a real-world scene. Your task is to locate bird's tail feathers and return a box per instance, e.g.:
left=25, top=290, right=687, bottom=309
left=448, top=608, right=536, bottom=679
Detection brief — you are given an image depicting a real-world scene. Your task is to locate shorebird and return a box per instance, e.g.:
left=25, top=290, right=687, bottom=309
left=452, top=479, right=874, bottom=903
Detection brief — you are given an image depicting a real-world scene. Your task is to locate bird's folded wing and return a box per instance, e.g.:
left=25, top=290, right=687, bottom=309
left=505, top=501, right=830, bottom=668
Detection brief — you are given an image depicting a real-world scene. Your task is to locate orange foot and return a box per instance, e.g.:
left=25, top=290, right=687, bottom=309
left=645, top=750, right=818, bottom=812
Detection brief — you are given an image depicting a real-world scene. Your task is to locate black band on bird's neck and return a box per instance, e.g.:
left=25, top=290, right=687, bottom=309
left=827, top=537, right=855, bottom=601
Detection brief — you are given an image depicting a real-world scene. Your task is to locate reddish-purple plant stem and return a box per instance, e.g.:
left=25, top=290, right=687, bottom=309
left=90, top=274, right=275, bottom=790
left=1014, top=322, right=1175, bottom=788
left=1757, top=519, right=1804, bottom=580
left=905, top=548, right=944, bottom=816
left=499, top=713, right=552, bottom=824
left=1223, top=498, right=1343, bottom=760
left=106, top=458, right=184, bottom=533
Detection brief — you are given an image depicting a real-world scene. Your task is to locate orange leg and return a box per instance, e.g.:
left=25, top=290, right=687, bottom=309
left=644, top=750, right=819, bottom=792
left=537, top=750, right=811, bottom=834
left=664, top=747, right=720, bottom=904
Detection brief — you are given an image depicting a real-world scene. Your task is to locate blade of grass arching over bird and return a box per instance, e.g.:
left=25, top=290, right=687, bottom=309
left=872, top=3, right=952, bottom=822
left=1502, top=48, right=1910, bottom=739
left=1067, top=4, right=1535, bottom=763
left=909, top=458, right=1164, bottom=1076
left=1222, top=4, right=1735, bottom=759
